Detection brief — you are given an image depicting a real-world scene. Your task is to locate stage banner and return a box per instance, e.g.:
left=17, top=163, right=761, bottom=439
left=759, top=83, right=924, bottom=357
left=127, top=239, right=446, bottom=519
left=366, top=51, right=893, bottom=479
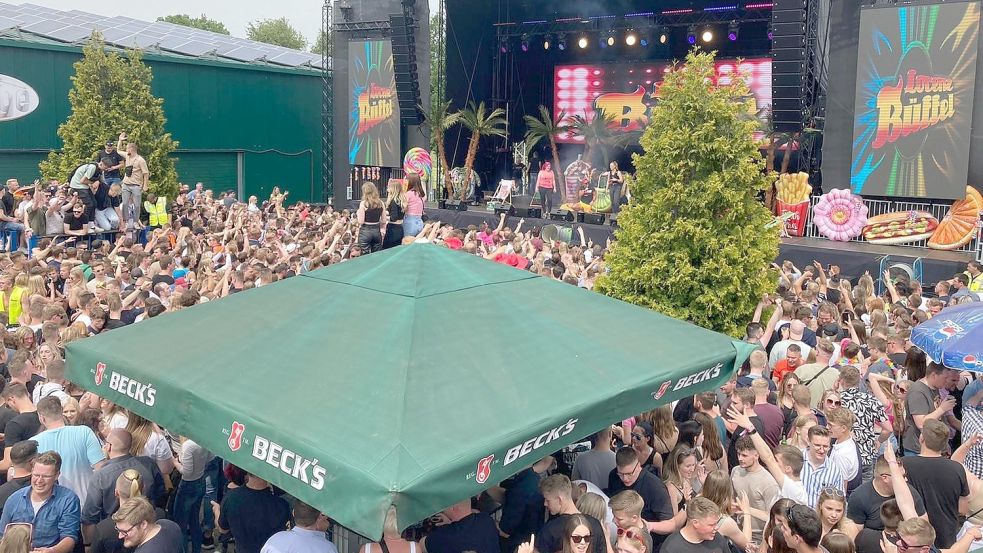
left=553, top=58, right=772, bottom=144
left=851, top=1, right=980, bottom=199
left=348, top=40, right=401, bottom=168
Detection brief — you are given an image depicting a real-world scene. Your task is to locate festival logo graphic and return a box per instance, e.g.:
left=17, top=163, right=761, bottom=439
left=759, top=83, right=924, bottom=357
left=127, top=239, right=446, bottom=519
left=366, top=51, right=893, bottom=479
left=475, top=454, right=494, bottom=484
left=851, top=3, right=980, bottom=199
left=228, top=421, right=246, bottom=451
left=0, top=74, right=40, bottom=123
left=349, top=40, right=401, bottom=167
left=652, top=380, right=673, bottom=400
left=94, top=362, right=106, bottom=386
left=593, top=86, right=650, bottom=132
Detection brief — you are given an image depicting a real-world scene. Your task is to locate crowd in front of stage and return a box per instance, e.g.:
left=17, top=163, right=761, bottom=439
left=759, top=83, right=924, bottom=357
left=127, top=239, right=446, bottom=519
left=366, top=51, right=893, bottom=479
left=0, top=151, right=981, bottom=553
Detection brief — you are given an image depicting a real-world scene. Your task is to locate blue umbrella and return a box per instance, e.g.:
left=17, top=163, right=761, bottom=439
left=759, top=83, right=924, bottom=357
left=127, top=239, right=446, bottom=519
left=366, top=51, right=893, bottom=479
left=911, top=303, right=983, bottom=371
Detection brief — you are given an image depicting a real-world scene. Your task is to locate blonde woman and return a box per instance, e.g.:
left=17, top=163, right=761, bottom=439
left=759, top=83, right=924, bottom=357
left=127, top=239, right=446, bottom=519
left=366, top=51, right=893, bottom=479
left=0, top=523, right=31, bottom=553
left=361, top=506, right=419, bottom=553
left=382, top=180, right=406, bottom=249
left=356, top=182, right=387, bottom=253
left=127, top=413, right=176, bottom=479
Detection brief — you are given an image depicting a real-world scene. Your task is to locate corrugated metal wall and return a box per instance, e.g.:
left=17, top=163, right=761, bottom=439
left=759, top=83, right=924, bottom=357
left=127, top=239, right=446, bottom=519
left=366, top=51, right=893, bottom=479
left=0, top=41, right=326, bottom=202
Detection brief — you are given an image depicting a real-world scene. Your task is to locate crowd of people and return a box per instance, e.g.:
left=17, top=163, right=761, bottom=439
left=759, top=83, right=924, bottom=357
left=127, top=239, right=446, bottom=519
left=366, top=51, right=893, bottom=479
left=0, top=135, right=981, bottom=553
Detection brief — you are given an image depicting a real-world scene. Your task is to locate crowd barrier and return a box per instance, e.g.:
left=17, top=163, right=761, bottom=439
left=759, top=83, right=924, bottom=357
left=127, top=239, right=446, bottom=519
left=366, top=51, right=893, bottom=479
left=2, top=227, right=156, bottom=257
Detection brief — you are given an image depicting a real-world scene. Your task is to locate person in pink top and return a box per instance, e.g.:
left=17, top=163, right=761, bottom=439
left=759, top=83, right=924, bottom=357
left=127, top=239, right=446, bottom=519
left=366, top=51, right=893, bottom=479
left=403, top=173, right=426, bottom=237
left=535, top=161, right=556, bottom=214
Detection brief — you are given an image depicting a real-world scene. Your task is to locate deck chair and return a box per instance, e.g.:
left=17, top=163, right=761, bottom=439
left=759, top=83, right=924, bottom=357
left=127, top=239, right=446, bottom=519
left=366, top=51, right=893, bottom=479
left=489, top=179, right=515, bottom=206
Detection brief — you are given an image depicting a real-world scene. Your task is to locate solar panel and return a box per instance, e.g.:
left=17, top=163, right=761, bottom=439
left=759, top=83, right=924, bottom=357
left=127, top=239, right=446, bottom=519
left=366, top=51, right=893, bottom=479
left=169, top=40, right=215, bottom=57
left=0, top=16, right=17, bottom=31
left=98, top=27, right=137, bottom=42
left=10, top=13, right=43, bottom=25
left=44, top=24, right=92, bottom=42
left=118, top=34, right=160, bottom=49
left=222, top=46, right=266, bottom=62
left=269, top=51, right=314, bottom=67
left=157, top=34, right=192, bottom=49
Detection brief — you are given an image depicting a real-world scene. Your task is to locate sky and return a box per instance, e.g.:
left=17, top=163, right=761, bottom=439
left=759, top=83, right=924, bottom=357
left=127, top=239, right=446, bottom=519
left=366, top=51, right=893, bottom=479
left=14, top=0, right=440, bottom=49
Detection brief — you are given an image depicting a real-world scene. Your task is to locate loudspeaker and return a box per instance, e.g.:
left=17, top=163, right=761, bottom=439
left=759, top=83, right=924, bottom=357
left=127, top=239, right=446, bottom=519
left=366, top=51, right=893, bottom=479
left=583, top=213, right=606, bottom=225
left=445, top=200, right=468, bottom=211
left=771, top=0, right=809, bottom=133
left=515, top=206, right=542, bottom=218
left=512, top=194, right=534, bottom=209
left=494, top=205, right=515, bottom=217
left=390, top=12, right=423, bottom=125
left=549, top=210, right=575, bottom=222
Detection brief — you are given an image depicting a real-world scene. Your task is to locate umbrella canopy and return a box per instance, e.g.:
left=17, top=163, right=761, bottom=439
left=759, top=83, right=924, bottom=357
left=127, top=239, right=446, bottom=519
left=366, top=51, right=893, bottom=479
left=66, top=244, right=755, bottom=539
left=911, top=303, right=983, bottom=371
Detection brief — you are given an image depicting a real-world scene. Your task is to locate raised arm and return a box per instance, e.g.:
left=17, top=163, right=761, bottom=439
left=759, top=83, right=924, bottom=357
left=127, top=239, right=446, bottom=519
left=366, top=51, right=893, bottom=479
left=885, top=446, right=919, bottom=520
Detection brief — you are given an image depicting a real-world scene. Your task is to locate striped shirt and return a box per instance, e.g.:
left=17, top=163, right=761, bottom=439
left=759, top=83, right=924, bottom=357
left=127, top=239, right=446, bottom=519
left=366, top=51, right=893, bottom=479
left=801, top=455, right=845, bottom=508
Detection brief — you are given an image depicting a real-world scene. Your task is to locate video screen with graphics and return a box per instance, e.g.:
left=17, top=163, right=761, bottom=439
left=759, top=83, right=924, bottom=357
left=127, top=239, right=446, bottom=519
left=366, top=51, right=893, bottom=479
left=348, top=40, right=401, bottom=168
left=850, top=1, right=980, bottom=199
left=552, top=58, right=772, bottom=144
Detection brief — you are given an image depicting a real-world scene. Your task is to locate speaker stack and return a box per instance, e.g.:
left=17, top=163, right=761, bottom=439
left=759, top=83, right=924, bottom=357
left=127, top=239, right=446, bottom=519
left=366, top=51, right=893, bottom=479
left=390, top=6, right=423, bottom=125
left=771, top=0, right=808, bottom=133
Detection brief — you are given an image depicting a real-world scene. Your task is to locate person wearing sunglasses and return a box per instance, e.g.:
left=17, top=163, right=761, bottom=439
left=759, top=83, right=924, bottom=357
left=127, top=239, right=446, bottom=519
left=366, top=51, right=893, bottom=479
left=615, top=524, right=652, bottom=553
left=815, top=487, right=860, bottom=540
left=881, top=518, right=983, bottom=553
left=781, top=504, right=824, bottom=553
left=536, top=475, right=607, bottom=553
left=659, top=497, right=731, bottom=553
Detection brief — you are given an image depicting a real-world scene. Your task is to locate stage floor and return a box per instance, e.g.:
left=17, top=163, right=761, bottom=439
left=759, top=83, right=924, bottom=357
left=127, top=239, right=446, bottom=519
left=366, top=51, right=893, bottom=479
left=425, top=207, right=972, bottom=285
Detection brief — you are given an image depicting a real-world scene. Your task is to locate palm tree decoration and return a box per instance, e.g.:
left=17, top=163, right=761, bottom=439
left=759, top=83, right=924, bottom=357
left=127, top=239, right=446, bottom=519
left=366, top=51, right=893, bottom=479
left=569, top=109, right=636, bottom=167
left=458, top=101, right=508, bottom=200
left=523, top=105, right=570, bottom=204
left=422, top=99, right=461, bottom=198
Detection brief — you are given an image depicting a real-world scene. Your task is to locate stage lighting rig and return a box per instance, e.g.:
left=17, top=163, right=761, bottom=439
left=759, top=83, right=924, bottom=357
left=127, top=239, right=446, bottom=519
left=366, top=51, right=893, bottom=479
left=499, top=38, right=508, bottom=53
left=557, top=34, right=567, bottom=50
left=520, top=34, right=530, bottom=52
left=658, top=26, right=669, bottom=44
left=701, top=28, right=714, bottom=42
left=728, top=21, right=739, bottom=41
left=606, top=30, right=616, bottom=47
left=577, top=36, right=588, bottom=49
left=544, top=34, right=552, bottom=50
left=687, top=26, right=697, bottom=44
left=625, top=30, right=638, bottom=46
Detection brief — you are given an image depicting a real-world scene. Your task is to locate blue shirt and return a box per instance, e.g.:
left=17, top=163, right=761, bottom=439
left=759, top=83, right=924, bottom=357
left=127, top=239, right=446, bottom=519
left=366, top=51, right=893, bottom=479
left=0, top=485, right=80, bottom=548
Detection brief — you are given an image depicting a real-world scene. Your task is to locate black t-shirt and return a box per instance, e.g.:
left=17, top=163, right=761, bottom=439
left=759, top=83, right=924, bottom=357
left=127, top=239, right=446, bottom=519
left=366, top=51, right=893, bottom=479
left=608, top=469, right=675, bottom=551
left=64, top=211, right=90, bottom=231
left=218, top=487, right=290, bottom=553
left=846, top=481, right=926, bottom=530
left=901, top=456, right=969, bottom=548
left=658, top=529, right=730, bottom=553
left=98, top=151, right=125, bottom=180
left=538, top=513, right=605, bottom=553
left=91, top=507, right=166, bottom=553
left=856, top=529, right=891, bottom=553
left=0, top=194, right=13, bottom=218
left=0, top=475, right=30, bottom=516
left=151, top=274, right=175, bottom=288
left=4, top=411, right=40, bottom=448
left=425, top=512, right=500, bottom=553
left=93, top=181, right=118, bottom=211
left=0, top=407, right=17, bottom=452
left=135, top=519, right=184, bottom=552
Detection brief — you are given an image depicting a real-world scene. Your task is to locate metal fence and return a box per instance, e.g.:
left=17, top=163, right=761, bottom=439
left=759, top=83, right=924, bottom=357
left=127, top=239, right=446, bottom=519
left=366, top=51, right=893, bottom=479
left=330, top=526, right=372, bottom=553
left=802, top=195, right=981, bottom=253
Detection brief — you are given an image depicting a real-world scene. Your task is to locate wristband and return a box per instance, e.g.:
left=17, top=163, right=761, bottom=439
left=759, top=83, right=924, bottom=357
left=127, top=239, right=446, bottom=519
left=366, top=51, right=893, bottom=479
left=746, top=427, right=758, bottom=435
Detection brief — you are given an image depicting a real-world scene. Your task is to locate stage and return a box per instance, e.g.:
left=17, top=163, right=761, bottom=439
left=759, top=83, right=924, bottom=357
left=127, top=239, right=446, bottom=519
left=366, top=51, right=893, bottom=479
left=426, top=207, right=973, bottom=285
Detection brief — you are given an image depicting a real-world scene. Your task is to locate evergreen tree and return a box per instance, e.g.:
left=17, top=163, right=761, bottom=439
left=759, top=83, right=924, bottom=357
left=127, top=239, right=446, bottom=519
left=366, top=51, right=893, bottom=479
left=247, top=18, right=308, bottom=50
left=157, top=14, right=230, bottom=35
left=40, top=33, right=179, bottom=197
left=595, top=50, right=779, bottom=337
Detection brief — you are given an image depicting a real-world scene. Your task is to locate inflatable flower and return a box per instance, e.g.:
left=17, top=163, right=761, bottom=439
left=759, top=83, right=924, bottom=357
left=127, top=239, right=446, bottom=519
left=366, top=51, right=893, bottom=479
left=812, top=188, right=868, bottom=242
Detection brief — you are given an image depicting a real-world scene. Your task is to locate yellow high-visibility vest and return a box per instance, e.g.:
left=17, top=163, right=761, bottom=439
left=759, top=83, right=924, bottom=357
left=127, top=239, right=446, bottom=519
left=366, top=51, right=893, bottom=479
left=144, top=197, right=169, bottom=227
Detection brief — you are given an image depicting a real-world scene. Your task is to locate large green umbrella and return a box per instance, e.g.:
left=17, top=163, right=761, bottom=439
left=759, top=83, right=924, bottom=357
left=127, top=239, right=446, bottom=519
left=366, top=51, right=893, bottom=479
left=66, top=243, right=755, bottom=539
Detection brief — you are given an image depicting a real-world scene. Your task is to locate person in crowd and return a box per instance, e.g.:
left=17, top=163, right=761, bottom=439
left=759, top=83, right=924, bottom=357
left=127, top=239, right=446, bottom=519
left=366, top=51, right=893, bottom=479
left=846, top=453, right=926, bottom=533
left=261, top=500, right=338, bottom=553
left=361, top=506, right=419, bottom=553
left=382, top=179, right=406, bottom=249
left=0, top=383, right=39, bottom=474
left=659, top=497, right=733, bottom=553
left=782, top=504, right=825, bottom=553
left=535, top=474, right=607, bottom=553
left=751, top=376, right=785, bottom=448
left=496, top=456, right=549, bottom=552
left=356, top=182, right=386, bottom=253
left=902, top=362, right=955, bottom=455
left=727, top=387, right=765, bottom=470
left=419, top=497, right=498, bottom=553
left=630, top=422, right=660, bottom=473
left=801, top=426, right=845, bottom=508
left=729, top=435, right=780, bottom=541
left=574, top=428, right=617, bottom=491
left=838, top=366, right=890, bottom=482
left=81, top=429, right=161, bottom=535
left=692, top=412, right=727, bottom=473
left=826, top=408, right=861, bottom=493
left=403, top=173, right=426, bottom=238
left=901, top=419, right=969, bottom=548
left=698, top=470, right=752, bottom=550
left=730, top=406, right=807, bottom=505
left=795, top=340, right=840, bottom=409
left=764, top=498, right=797, bottom=553
left=607, top=448, right=678, bottom=549
left=0, top=451, right=80, bottom=552
left=535, top=161, right=556, bottom=215
left=213, top=472, right=290, bottom=553
left=112, top=496, right=183, bottom=552
left=118, top=134, right=150, bottom=229
left=815, top=487, right=860, bottom=539
left=662, top=446, right=703, bottom=518
left=31, top=396, right=105, bottom=505
left=0, top=440, right=36, bottom=516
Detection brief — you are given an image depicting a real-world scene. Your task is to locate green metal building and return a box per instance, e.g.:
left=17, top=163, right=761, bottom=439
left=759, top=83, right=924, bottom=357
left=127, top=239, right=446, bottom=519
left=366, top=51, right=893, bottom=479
left=0, top=4, right=330, bottom=202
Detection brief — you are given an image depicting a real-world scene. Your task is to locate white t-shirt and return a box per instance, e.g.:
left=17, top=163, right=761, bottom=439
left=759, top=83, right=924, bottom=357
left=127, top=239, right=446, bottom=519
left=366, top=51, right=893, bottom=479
left=144, top=432, right=174, bottom=462
left=831, top=439, right=860, bottom=481
left=781, top=477, right=809, bottom=504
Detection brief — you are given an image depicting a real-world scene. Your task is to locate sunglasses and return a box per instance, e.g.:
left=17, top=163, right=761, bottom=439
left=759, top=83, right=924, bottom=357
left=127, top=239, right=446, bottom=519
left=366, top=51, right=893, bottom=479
left=897, top=387, right=909, bottom=393
left=821, top=486, right=845, bottom=498
left=570, top=535, right=592, bottom=544
left=631, top=433, right=645, bottom=440
left=617, top=528, right=642, bottom=539
left=825, top=399, right=841, bottom=406
left=897, top=536, right=931, bottom=553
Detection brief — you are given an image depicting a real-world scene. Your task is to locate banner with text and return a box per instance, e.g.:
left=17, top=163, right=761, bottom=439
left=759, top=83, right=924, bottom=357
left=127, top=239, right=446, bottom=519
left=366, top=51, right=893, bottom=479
left=851, top=2, right=980, bottom=199
left=349, top=40, right=401, bottom=168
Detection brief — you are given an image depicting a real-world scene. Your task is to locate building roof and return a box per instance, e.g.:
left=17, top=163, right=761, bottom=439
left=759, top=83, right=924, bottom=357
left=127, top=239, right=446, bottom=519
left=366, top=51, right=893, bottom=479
left=0, top=2, right=329, bottom=71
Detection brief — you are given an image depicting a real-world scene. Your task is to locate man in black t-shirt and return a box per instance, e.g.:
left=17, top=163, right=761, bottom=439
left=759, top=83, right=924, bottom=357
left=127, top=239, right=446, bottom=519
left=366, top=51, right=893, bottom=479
left=0, top=383, right=40, bottom=474
left=421, top=498, right=500, bottom=553
left=63, top=202, right=91, bottom=236
left=726, top=388, right=766, bottom=469
left=658, top=497, right=730, bottom=553
left=534, top=474, right=606, bottom=553
left=608, top=448, right=678, bottom=551
left=216, top=473, right=290, bottom=553
left=901, top=420, right=968, bottom=548
left=854, top=499, right=902, bottom=553
left=0, top=440, right=36, bottom=515
left=96, top=141, right=125, bottom=185
left=847, top=456, right=926, bottom=531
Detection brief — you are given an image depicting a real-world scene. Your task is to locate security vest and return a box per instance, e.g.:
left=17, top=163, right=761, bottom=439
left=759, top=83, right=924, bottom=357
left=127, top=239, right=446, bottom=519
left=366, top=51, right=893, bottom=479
left=144, top=197, right=169, bottom=227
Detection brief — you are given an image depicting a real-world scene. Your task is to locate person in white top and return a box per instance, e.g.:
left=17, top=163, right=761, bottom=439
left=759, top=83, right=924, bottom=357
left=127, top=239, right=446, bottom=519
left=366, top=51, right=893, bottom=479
left=359, top=507, right=418, bottom=553
left=826, top=408, right=860, bottom=486
left=729, top=407, right=809, bottom=515
left=262, top=500, right=339, bottom=553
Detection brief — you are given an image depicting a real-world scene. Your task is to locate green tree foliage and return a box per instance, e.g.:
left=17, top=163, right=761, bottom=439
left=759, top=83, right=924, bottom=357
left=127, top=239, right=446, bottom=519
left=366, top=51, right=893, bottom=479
left=595, top=50, right=779, bottom=337
left=312, top=30, right=331, bottom=56
left=247, top=17, right=307, bottom=50
left=40, top=33, right=179, bottom=197
left=458, top=101, right=507, bottom=200
left=523, top=105, right=569, bottom=203
left=157, top=14, right=230, bottom=35
left=422, top=100, right=460, bottom=198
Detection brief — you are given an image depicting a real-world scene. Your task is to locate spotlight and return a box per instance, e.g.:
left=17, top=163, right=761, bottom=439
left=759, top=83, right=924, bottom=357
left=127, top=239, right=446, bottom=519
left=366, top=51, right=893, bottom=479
left=499, top=38, right=508, bottom=53
left=544, top=35, right=551, bottom=50
left=767, top=26, right=774, bottom=40
left=577, top=36, right=588, bottom=49
left=658, top=26, right=669, bottom=44
left=625, top=31, right=638, bottom=46
left=701, top=29, right=713, bottom=43
left=639, top=30, right=650, bottom=47
left=558, top=34, right=567, bottom=50
left=520, top=35, right=530, bottom=52
left=606, top=31, right=615, bottom=46
left=728, top=21, right=739, bottom=41
left=687, top=26, right=696, bottom=44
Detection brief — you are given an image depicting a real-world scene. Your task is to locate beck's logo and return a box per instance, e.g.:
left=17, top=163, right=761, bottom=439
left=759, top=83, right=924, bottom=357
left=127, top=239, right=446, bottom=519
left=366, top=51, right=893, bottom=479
left=503, top=418, right=579, bottom=467
left=94, top=363, right=106, bottom=386
left=652, top=380, right=672, bottom=400
left=672, top=363, right=724, bottom=393
left=107, top=372, right=157, bottom=407
left=476, top=454, right=494, bottom=484
left=229, top=421, right=245, bottom=451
